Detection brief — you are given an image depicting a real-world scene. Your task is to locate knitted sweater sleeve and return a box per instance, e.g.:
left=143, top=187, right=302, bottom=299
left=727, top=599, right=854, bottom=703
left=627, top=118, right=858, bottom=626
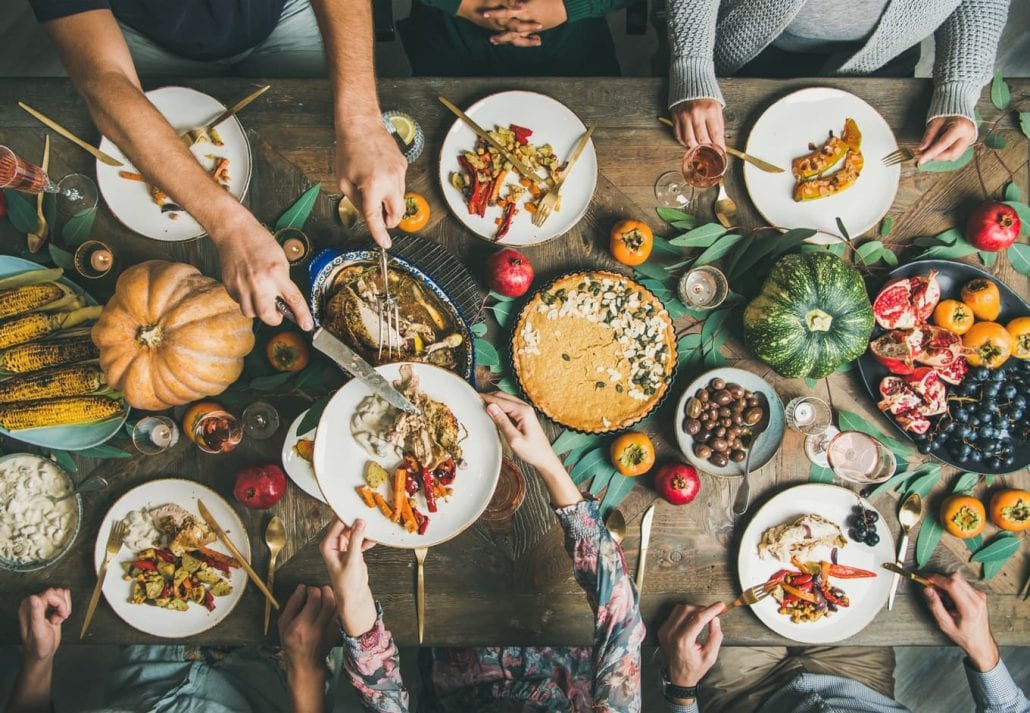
left=929, top=0, right=1009, bottom=123
left=665, top=0, right=723, bottom=109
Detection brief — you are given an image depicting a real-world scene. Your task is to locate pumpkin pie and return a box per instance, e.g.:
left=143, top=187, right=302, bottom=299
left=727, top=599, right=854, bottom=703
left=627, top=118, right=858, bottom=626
left=512, top=272, right=677, bottom=432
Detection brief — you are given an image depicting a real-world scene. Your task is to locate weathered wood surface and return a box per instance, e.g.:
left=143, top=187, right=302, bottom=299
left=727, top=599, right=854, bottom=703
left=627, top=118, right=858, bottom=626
left=0, top=77, right=1026, bottom=647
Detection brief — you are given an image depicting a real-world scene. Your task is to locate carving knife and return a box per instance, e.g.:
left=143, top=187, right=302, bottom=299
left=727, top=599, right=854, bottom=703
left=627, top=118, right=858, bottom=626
left=635, top=504, right=656, bottom=592
left=275, top=298, right=419, bottom=414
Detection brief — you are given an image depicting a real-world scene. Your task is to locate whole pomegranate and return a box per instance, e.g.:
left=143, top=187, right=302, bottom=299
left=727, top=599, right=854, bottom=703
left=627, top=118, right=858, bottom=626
left=655, top=462, right=701, bottom=506
left=966, top=202, right=1020, bottom=252
left=485, top=248, right=534, bottom=298
left=233, top=464, right=287, bottom=509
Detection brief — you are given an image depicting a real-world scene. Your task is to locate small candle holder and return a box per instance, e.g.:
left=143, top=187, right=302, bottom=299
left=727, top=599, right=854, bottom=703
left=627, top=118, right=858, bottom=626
left=678, top=265, right=728, bottom=310
left=274, top=227, right=311, bottom=266
left=131, top=415, right=181, bottom=455
left=382, top=110, right=425, bottom=163
left=786, top=396, right=833, bottom=435
left=73, top=240, right=115, bottom=279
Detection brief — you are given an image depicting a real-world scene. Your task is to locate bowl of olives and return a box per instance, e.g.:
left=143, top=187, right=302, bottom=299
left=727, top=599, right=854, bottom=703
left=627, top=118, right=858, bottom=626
left=674, top=367, right=786, bottom=477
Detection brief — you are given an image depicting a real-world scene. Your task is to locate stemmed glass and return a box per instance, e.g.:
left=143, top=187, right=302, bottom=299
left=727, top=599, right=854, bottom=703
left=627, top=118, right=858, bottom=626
left=0, top=145, right=97, bottom=217
left=655, top=143, right=727, bottom=210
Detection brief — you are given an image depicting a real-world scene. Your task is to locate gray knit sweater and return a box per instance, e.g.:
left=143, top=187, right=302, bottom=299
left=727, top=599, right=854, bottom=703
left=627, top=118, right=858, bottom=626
left=666, top=0, right=1010, bottom=124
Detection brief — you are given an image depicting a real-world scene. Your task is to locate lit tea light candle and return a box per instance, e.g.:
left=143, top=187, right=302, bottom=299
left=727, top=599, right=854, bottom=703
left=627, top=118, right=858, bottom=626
left=89, top=248, right=113, bottom=272
left=151, top=423, right=173, bottom=448
left=283, top=237, right=306, bottom=261
left=792, top=402, right=815, bottom=427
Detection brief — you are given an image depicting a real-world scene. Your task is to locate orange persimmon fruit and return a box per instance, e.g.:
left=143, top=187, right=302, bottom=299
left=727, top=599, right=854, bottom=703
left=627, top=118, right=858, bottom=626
left=940, top=494, right=986, bottom=539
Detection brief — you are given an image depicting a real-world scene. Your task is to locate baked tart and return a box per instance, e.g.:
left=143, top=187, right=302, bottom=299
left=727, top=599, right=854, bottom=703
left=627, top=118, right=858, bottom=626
left=512, top=271, right=677, bottom=432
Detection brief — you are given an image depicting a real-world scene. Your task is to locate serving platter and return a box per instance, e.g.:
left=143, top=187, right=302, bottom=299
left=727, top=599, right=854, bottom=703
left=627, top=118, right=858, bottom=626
left=743, top=87, right=900, bottom=241
left=857, top=260, right=1030, bottom=474
left=281, top=409, right=324, bottom=503
left=96, top=86, right=253, bottom=241
left=0, top=257, right=128, bottom=450
left=92, top=479, right=250, bottom=639
left=737, top=483, right=894, bottom=644
left=438, top=90, right=597, bottom=246
left=312, top=362, right=501, bottom=549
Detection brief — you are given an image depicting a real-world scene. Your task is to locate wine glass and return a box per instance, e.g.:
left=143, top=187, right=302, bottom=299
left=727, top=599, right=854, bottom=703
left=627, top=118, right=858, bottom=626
left=192, top=410, right=243, bottom=454
left=654, top=143, right=727, bottom=210
left=826, top=430, right=897, bottom=484
left=0, top=145, right=98, bottom=216
left=242, top=401, right=280, bottom=440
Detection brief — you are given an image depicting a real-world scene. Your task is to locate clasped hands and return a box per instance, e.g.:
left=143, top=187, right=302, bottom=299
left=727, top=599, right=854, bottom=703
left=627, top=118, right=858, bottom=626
left=457, top=0, right=567, bottom=47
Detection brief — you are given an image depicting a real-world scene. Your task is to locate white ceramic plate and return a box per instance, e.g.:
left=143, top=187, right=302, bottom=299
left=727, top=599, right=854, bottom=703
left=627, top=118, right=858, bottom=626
left=313, top=362, right=501, bottom=548
left=281, top=409, right=324, bottom=503
left=96, top=86, right=253, bottom=241
left=743, top=87, right=900, bottom=241
left=737, top=483, right=894, bottom=644
left=438, top=90, right=597, bottom=246
left=93, top=478, right=250, bottom=639
left=675, top=367, right=785, bottom=477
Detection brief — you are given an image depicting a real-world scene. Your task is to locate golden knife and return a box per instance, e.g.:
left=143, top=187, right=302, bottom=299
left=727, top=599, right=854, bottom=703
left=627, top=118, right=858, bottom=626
left=181, top=84, right=270, bottom=148
left=19, top=102, right=124, bottom=167
left=881, top=562, right=935, bottom=589
left=414, top=546, right=428, bottom=644
left=657, top=116, right=784, bottom=174
left=198, top=500, right=280, bottom=609
left=81, top=519, right=126, bottom=639
left=438, top=96, right=555, bottom=190
left=635, top=504, right=656, bottom=592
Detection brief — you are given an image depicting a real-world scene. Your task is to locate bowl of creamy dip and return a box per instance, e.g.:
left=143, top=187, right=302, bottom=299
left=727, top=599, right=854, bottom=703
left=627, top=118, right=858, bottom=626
left=0, top=453, right=82, bottom=572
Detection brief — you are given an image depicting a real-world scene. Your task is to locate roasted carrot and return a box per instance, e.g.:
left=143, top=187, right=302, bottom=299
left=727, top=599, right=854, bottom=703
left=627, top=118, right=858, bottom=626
left=392, top=468, right=405, bottom=523
left=118, top=171, right=144, bottom=181
left=401, top=497, right=418, bottom=533
left=356, top=486, right=376, bottom=509
left=489, top=169, right=508, bottom=203
left=211, top=157, right=230, bottom=184
left=373, top=492, right=394, bottom=519
left=525, top=202, right=538, bottom=213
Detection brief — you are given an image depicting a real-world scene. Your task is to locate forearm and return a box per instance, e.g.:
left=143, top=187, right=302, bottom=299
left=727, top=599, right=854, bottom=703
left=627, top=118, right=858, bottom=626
left=5, top=658, right=53, bottom=713
left=342, top=604, right=410, bottom=712
left=665, top=0, right=722, bottom=108
left=929, top=0, right=1009, bottom=122
left=537, top=462, right=584, bottom=508
left=286, top=667, right=326, bottom=713
left=964, top=656, right=1030, bottom=713
left=310, top=0, right=383, bottom=130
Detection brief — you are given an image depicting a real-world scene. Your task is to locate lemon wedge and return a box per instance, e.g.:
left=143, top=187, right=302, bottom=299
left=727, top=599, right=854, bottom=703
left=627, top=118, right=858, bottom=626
left=389, top=115, right=416, bottom=145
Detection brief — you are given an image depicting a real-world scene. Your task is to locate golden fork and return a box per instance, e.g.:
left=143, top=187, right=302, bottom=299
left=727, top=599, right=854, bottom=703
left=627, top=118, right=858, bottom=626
left=657, top=116, right=784, bottom=173
left=882, top=147, right=919, bottom=167
left=532, top=125, right=595, bottom=227
left=80, top=519, right=126, bottom=638
left=721, top=581, right=774, bottom=614
left=263, top=515, right=286, bottom=636
left=414, top=546, right=428, bottom=644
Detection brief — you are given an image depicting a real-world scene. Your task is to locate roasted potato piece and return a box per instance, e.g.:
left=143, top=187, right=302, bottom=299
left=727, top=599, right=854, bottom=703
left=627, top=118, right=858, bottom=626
left=210, top=581, right=233, bottom=597
left=180, top=553, right=202, bottom=574
left=157, top=561, right=175, bottom=578
left=195, top=567, right=221, bottom=585
left=144, top=579, right=164, bottom=600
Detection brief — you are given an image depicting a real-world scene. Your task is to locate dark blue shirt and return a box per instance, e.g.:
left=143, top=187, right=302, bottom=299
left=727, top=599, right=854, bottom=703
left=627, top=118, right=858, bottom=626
left=29, top=0, right=288, bottom=61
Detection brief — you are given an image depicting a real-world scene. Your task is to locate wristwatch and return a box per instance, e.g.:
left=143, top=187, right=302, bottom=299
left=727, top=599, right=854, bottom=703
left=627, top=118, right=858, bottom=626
left=661, top=668, right=700, bottom=702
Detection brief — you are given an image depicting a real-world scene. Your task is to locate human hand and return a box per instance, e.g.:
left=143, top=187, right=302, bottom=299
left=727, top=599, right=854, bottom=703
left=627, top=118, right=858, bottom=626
left=485, top=0, right=566, bottom=46
left=18, top=588, right=71, bottom=663
left=336, top=121, right=407, bottom=249
left=457, top=0, right=534, bottom=32
left=657, top=602, right=725, bottom=697
left=670, top=99, right=725, bottom=149
left=278, top=584, right=338, bottom=679
left=917, top=116, right=976, bottom=165
left=923, top=572, right=1000, bottom=672
left=320, top=518, right=378, bottom=637
left=214, top=217, right=313, bottom=330
left=482, top=392, right=565, bottom=477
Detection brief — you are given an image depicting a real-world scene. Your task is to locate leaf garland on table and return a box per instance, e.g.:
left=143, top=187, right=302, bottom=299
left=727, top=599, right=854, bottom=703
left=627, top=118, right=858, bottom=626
left=297, top=395, right=331, bottom=435
left=48, top=244, right=75, bottom=270
left=1021, top=113, right=1030, bottom=141
left=918, top=147, right=975, bottom=173
left=879, top=217, right=894, bottom=237
left=971, top=532, right=1019, bottom=580
left=836, top=409, right=915, bottom=459
left=915, top=516, right=944, bottom=568
left=46, top=449, right=79, bottom=473
left=808, top=463, right=834, bottom=483
left=990, top=70, right=1010, bottom=111
left=3, top=189, right=39, bottom=235
left=275, top=184, right=321, bottom=231
left=62, top=207, right=97, bottom=246
left=855, top=240, right=898, bottom=267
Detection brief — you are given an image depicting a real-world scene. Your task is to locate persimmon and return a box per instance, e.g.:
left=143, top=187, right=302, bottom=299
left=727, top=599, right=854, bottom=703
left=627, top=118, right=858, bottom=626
left=610, top=431, right=656, bottom=476
left=940, top=494, right=985, bottom=539
left=398, top=192, right=430, bottom=233
left=266, top=331, right=310, bottom=373
left=989, top=489, right=1030, bottom=532
left=1007, top=316, right=1030, bottom=359
left=182, top=401, right=223, bottom=445
left=932, top=299, right=974, bottom=336
left=610, top=220, right=654, bottom=266
left=962, top=322, right=1012, bottom=369
left=960, top=278, right=1001, bottom=321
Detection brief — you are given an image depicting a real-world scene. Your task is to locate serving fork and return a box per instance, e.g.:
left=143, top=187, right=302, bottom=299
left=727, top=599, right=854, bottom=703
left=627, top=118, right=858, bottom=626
left=882, top=146, right=919, bottom=167
left=81, top=519, right=126, bottom=638
left=532, top=125, right=595, bottom=228
left=721, top=580, right=774, bottom=614
left=376, top=247, right=401, bottom=360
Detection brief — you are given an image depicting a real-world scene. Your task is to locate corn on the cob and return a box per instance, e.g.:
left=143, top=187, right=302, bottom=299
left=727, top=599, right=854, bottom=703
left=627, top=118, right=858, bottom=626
left=0, top=336, right=99, bottom=374
left=0, top=363, right=105, bottom=403
left=0, top=395, right=123, bottom=430
left=0, top=306, right=103, bottom=350
left=0, top=283, right=65, bottom=321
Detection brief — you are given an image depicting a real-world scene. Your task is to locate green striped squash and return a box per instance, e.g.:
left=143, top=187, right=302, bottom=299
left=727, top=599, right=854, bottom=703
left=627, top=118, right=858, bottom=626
left=743, top=252, right=874, bottom=379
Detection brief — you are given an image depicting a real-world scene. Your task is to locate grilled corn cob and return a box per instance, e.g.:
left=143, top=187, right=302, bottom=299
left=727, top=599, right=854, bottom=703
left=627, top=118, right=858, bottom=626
left=0, top=283, right=66, bottom=321
left=0, top=395, right=123, bottom=430
left=0, top=306, right=103, bottom=350
left=0, top=336, right=99, bottom=374
left=0, top=363, right=105, bottom=403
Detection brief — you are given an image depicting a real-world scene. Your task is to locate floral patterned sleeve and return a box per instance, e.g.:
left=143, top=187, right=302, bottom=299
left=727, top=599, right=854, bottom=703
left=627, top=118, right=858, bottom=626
left=556, top=498, right=646, bottom=713
left=341, top=602, right=411, bottom=712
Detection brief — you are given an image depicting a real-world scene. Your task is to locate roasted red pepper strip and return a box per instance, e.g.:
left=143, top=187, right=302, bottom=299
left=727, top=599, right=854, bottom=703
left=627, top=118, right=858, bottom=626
left=822, top=587, right=850, bottom=607
left=495, top=202, right=517, bottom=240
left=828, top=563, right=876, bottom=579
left=154, top=548, right=177, bottom=563
left=203, top=590, right=216, bottom=612
left=511, top=124, right=533, bottom=145
left=195, top=552, right=230, bottom=575
left=791, top=574, right=813, bottom=587
left=780, top=583, right=818, bottom=603
left=421, top=468, right=438, bottom=513
left=766, top=569, right=791, bottom=587
left=418, top=514, right=430, bottom=535
left=130, top=559, right=157, bottom=571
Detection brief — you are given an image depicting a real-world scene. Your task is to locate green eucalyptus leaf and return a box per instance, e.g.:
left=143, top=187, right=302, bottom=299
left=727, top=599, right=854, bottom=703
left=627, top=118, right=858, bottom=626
left=47, top=449, right=78, bottom=473
left=474, top=339, right=501, bottom=371
left=935, top=228, right=962, bottom=245
left=600, top=473, right=636, bottom=518
left=1003, top=182, right=1021, bottom=203
left=703, top=348, right=726, bottom=368
left=678, top=333, right=702, bottom=351
left=3, top=189, right=39, bottom=235
left=880, top=249, right=898, bottom=267
left=979, top=250, right=997, bottom=268
left=48, top=244, right=74, bottom=270
left=868, top=471, right=916, bottom=498
left=952, top=472, right=980, bottom=493
left=552, top=429, right=602, bottom=455
left=915, top=518, right=944, bottom=568
left=918, top=243, right=979, bottom=260
left=61, top=206, right=97, bottom=246
left=964, top=534, right=983, bottom=554
left=804, top=377, right=819, bottom=390
left=694, top=234, right=744, bottom=266
left=809, top=464, right=834, bottom=483
left=77, top=444, right=132, bottom=459
left=563, top=445, right=591, bottom=469
left=970, top=531, right=1019, bottom=563
left=907, top=469, right=943, bottom=499
left=983, top=559, right=1007, bottom=580
left=633, top=261, right=676, bottom=283
left=984, top=134, right=1006, bottom=150
left=588, top=463, right=616, bottom=495
left=275, top=184, right=321, bottom=231
left=668, top=222, right=727, bottom=248
left=297, top=396, right=331, bottom=435
left=471, top=322, right=488, bottom=337
left=491, top=301, right=514, bottom=328
left=856, top=240, right=885, bottom=264
left=651, top=235, right=682, bottom=256
left=990, top=70, right=1010, bottom=110
left=700, top=308, right=732, bottom=345
left=835, top=217, right=851, bottom=240
left=656, top=207, right=695, bottom=225
left=879, top=217, right=894, bottom=237
left=1008, top=243, right=1030, bottom=275
left=1020, top=113, right=1030, bottom=141
left=918, top=147, right=974, bottom=172
left=496, top=377, right=518, bottom=395
left=488, top=290, right=514, bottom=302
left=570, top=447, right=607, bottom=485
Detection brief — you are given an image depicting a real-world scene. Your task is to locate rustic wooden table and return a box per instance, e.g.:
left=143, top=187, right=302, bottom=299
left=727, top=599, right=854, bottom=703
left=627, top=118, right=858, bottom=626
left=0, top=77, right=1026, bottom=647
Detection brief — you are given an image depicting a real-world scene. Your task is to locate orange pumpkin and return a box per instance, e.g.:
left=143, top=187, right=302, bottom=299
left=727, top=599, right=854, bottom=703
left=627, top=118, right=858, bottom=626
left=610, top=431, right=656, bottom=476
left=610, top=220, right=654, bottom=266
left=962, top=322, right=1013, bottom=369
left=940, top=494, right=986, bottom=539
left=92, top=261, right=254, bottom=410
left=989, top=489, right=1030, bottom=532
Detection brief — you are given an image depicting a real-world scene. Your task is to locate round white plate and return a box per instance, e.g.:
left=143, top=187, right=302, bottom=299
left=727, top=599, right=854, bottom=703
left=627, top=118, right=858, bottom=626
left=93, top=478, right=250, bottom=639
left=737, top=483, right=894, bottom=644
left=281, top=410, right=324, bottom=503
left=96, top=86, right=253, bottom=241
left=438, top=90, right=597, bottom=246
left=313, top=362, right=501, bottom=548
left=743, top=87, right=899, bottom=241
left=675, top=367, right=785, bottom=477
